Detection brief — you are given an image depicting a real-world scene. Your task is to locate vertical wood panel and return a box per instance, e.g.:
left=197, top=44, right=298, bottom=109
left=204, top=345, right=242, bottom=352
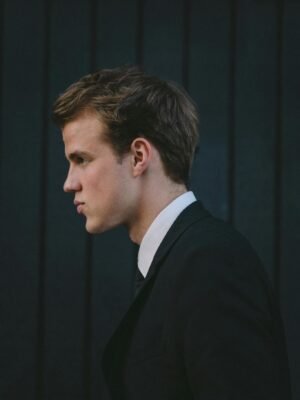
left=143, top=0, right=184, bottom=82
left=0, top=0, right=3, bottom=174
left=94, top=0, right=138, bottom=68
left=43, top=1, right=91, bottom=399
left=0, top=0, right=46, bottom=398
left=281, top=2, right=300, bottom=399
left=91, top=2, right=138, bottom=398
left=234, top=0, right=278, bottom=282
left=189, top=0, right=232, bottom=220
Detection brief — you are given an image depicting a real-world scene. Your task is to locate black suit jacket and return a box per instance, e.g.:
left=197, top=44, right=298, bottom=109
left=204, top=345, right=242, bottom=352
left=102, top=201, right=291, bottom=399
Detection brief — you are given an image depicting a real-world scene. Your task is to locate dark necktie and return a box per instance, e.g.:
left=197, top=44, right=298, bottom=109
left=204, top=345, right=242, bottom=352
left=135, top=267, right=145, bottom=296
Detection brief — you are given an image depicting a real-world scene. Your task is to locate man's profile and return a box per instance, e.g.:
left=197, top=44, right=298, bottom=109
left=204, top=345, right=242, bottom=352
left=53, top=66, right=291, bottom=399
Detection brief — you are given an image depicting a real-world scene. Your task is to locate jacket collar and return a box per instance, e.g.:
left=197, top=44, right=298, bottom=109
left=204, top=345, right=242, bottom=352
left=142, top=200, right=210, bottom=284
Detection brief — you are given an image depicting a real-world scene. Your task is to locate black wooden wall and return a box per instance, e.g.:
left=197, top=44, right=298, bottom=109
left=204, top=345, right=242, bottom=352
left=0, top=1, right=299, bottom=399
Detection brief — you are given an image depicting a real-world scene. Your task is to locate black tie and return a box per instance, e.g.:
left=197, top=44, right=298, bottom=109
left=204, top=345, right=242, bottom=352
left=135, top=267, right=145, bottom=296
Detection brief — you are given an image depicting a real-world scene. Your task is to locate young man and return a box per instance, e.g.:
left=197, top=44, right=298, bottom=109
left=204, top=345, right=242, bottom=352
left=53, top=66, right=291, bottom=399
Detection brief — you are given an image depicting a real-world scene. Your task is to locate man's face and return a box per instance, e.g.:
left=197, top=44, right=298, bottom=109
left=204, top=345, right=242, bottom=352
left=62, top=112, right=136, bottom=234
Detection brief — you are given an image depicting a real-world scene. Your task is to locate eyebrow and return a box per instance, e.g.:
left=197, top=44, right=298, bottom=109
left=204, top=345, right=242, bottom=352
left=68, top=151, right=91, bottom=161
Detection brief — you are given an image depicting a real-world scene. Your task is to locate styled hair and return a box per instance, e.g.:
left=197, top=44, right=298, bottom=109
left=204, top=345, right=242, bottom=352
left=52, top=66, right=199, bottom=185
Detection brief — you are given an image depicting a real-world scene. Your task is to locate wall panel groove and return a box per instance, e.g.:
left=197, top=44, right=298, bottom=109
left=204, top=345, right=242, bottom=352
left=280, top=2, right=300, bottom=398
left=182, top=0, right=191, bottom=89
left=226, top=0, right=238, bottom=224
left=0, top=0, right=3, bottom=178
left=228, top=0, right=238, bottom=225
left=274, top=0, right=284, bottom=298
left=36, top=0, right=51, bottom=398
left=136, top=0, right=144, bottom=66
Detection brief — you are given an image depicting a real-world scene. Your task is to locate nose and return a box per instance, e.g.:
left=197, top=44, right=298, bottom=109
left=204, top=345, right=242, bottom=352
left=63, top=167, right=81, bottom=193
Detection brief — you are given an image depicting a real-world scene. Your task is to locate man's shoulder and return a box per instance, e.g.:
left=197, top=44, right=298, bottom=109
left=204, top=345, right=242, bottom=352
left=170, top=200, right=254, bottom=252
left=162, top=200, right=269, bottom=287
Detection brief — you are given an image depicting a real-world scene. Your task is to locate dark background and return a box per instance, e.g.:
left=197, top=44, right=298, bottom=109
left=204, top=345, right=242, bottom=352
left=0, top=0, right=299, bottom=399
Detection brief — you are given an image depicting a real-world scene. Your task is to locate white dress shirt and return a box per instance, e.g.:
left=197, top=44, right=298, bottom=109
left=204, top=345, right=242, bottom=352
left=137, top=191, right=197, bottom=278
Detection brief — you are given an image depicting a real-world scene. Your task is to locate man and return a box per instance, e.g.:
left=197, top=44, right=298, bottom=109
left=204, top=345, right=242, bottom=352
left=53, top=66, right=291, bottom=399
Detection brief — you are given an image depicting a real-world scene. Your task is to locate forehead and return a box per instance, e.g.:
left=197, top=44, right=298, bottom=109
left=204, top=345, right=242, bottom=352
left=62, top=112, right=108, bottom=150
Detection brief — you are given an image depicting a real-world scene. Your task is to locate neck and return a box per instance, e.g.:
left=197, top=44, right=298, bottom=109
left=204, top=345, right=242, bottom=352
left=127, top=183, right=187, bottom=244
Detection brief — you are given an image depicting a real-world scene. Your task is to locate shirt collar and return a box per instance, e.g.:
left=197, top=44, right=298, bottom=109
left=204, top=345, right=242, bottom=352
left=137, top=191, right=196, bottom=277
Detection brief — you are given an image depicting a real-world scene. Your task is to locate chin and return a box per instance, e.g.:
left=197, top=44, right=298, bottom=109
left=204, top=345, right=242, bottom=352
left=86, top=226, right=103, bottom=235
left=85, top=220, right=109, bottom=235
left=85, top=215, right=122, bottom=234
left=85, top=221, right=101, bottom=234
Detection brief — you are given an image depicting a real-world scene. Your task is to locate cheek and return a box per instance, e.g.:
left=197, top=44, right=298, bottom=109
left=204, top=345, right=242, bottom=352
left=85, top=166, right=105, bottom=188
left=85, top=161, right=129, bottom=201
left=88, top=169, right=118, bottom=198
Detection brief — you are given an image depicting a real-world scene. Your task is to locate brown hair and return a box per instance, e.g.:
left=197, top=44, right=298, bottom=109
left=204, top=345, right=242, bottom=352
left=52, top=66, right=199, bottom=185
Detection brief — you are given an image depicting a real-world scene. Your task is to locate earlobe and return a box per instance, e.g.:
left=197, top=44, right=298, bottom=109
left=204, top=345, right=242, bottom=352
left=130, top=138, right=152, bottom=177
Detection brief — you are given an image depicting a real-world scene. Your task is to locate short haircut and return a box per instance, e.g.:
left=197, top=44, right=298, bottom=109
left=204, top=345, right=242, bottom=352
left=52, top=66, right=199, bottom=185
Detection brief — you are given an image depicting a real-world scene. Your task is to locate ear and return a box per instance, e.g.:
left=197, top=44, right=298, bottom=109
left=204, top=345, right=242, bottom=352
left=130, top=138, right=152, bottom=177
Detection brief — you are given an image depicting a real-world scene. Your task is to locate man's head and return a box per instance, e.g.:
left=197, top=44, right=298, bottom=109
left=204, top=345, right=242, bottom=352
left=53, top=66, right=199, bottom=186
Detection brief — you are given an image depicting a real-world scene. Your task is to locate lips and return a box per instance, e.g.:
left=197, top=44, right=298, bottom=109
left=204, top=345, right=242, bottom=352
left=74, top=200, right=85, bottom=214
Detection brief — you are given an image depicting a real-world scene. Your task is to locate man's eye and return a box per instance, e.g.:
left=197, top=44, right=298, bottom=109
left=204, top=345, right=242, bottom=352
left=69, top=154, right=89, bottom=165
left=75, top=156, right=86, bottom=164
